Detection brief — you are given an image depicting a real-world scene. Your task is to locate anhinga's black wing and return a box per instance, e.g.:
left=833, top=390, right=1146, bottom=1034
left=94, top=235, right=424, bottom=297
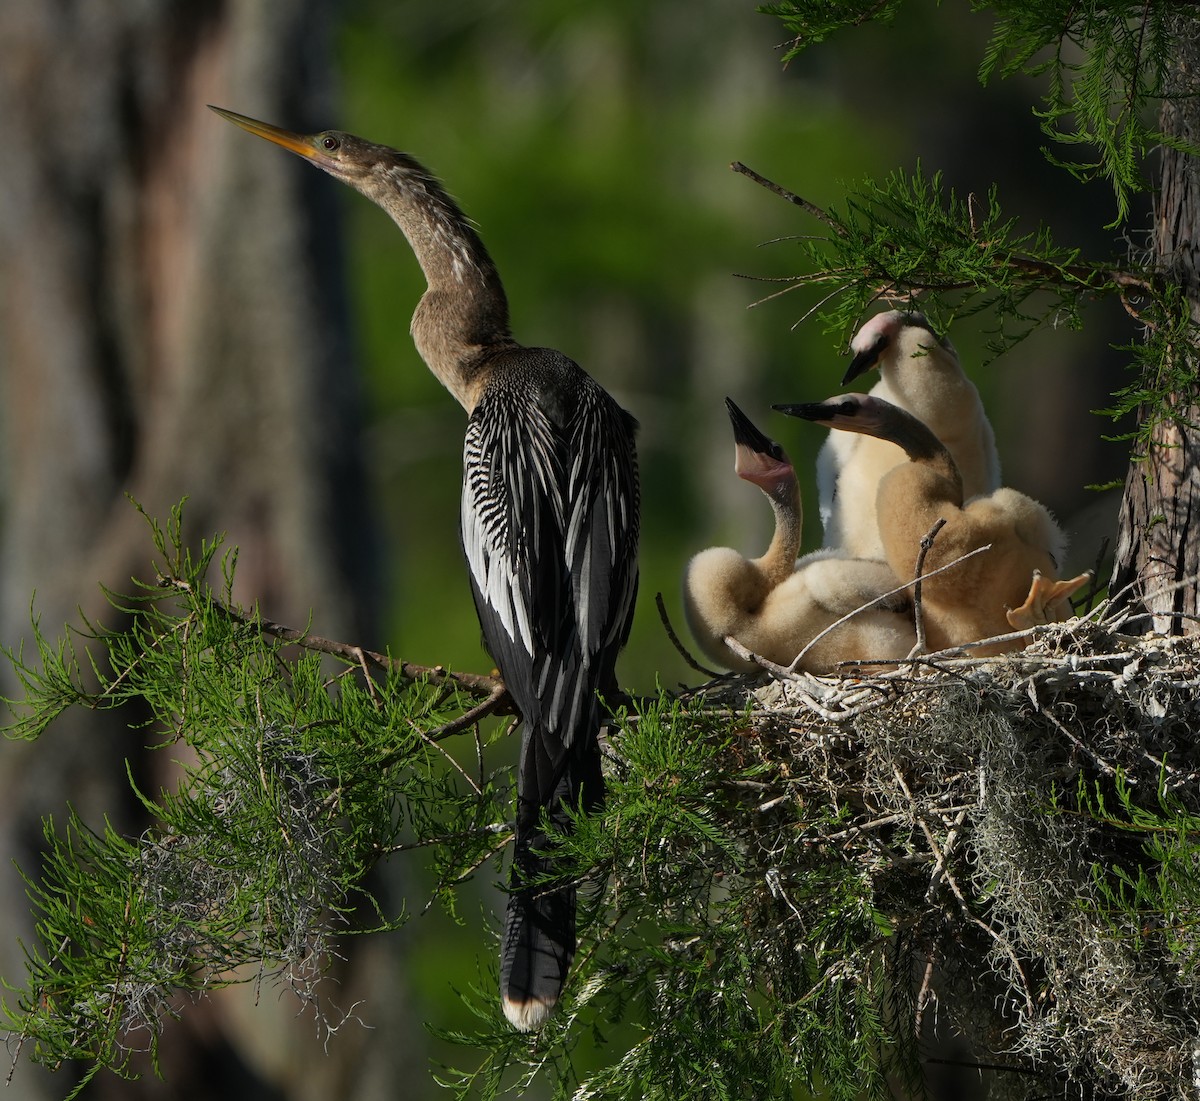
left=459, top=347, right=639, bottom=1030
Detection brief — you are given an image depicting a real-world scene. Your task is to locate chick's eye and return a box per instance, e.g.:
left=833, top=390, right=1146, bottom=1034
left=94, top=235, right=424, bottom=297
left=321, top=135, right=340, bottom=152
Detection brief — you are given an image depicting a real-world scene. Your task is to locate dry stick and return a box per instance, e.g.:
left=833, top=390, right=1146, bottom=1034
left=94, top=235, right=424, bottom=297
left=353, top=646, right=382, bottom=704
left=892, top=766, right=1036, bottom=1018
left=910, top=518, right=948, bottom=656
left=730, top=161, right=844, bottom=232
left=824, top=811, right=910, bottom=844
left=790, top=281, right=854, bottom=329
left=1101, top=571, right=1200, bottom=633
left=721, top=639, right=890, bottom=723
left=793, top=540, right=994, bottom=671
left=162, top=576, right=505, bottom=698
left=925, top=805, right=970, bottom=901
left=655, top=591, right=722, bottom=677
left=1080, top=536, right=1111, bottom=611
left=1042, top=704, right=1119, bottom=779
left=914, top=951, right=938, bottom=1038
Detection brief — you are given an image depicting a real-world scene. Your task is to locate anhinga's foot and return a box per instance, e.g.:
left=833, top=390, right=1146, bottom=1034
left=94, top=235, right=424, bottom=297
left=1006, top=570, right=1092, bottom=630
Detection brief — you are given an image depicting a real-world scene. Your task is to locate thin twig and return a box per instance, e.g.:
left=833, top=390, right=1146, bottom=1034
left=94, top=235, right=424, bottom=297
left=791, top=541, right=994, bottom=671
left=411, top=721, right=482, bottom=797
left=1080, top=536, right=1111, bottom=611
left=421, top=834, right=513, bottom=915
left=911, top=519, right=947, bottom=655
left=380, top=821, right=510, bottom=856
left=730, top=161, right=844, bottom=233
left=1042, top=704, right=1119, bottom=778
left=656, top=591, right=721, bottom=677
left=790, top=281, right=855, bottom=330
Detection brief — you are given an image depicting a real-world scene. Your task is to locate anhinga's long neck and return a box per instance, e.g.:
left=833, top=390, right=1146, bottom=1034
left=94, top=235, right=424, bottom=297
left=754, top=478, right=803, bottom=587
left=882, top=406, right=964, bottom=503
left=367, top=159, right=515, bottom=411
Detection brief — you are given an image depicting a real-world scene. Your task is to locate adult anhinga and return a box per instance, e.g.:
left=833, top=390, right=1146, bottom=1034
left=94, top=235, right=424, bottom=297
left=211, top=107, right=640, bottom=1030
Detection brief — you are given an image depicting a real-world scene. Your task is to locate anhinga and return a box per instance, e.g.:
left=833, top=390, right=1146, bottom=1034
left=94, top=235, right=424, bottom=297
left=778, top=394, right=1086, bottom=654
left=212, top=107, right=640, bottom=1031
left=682, top=399, right=914, bottom=673
left=817, top=310, right=1000, bottom=559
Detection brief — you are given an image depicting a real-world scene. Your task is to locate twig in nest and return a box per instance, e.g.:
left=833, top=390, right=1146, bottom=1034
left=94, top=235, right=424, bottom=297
left=656, top=591, right=721, bottom=677
left=794, top=539, right=993, bottom=671
left=1041, top=703, right=1119, bottom=778
left=722, top=637, right=789, bottom=679
left=893, top=767, right=1035, bottom=1017
left=911, top=518, right=948, bottom=656
left=722, top=638, right=896, bottom=723
left=1105, top=570, right=1200, bottom=631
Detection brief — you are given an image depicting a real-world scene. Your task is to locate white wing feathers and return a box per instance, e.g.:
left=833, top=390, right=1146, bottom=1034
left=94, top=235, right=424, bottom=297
left=460, top=380, right=636, bottom=753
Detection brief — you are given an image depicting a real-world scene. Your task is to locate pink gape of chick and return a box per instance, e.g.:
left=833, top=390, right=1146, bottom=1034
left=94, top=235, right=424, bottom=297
left=683, top=399, right=915, bottom=673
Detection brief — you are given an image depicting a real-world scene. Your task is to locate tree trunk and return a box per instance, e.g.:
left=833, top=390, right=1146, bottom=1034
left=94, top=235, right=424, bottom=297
left=1110, top=21, right=1200, bottom=634
left=0, top=4, right=411, bottom=1099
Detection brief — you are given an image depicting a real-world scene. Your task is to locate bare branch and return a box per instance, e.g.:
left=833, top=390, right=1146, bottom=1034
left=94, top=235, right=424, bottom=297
left=911, top=518, right=948, bottom=656
left=730, top=162, right=844, bottom=233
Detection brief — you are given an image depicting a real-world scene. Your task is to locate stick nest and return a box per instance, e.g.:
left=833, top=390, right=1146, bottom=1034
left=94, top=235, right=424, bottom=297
left=693, top=610, right=1200, bottom=1099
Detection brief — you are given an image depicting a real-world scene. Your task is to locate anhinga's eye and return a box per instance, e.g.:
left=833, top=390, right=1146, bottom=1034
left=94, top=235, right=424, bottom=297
left=321, top=134, right=340, bottom=152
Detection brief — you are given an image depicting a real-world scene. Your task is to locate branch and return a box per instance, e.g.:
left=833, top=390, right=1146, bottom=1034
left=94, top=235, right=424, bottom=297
left=161, top=576, right=506, bottom=698
left=731, top=162, right=1154, bottom=297
left=425, top=683, right=511, bottom=742
left=730, top=161, right=843, bottom=233
left=910, top=519, right=948, bottom=656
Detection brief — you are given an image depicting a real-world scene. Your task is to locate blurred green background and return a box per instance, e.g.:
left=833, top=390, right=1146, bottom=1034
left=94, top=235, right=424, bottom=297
left=0, top=1, right=1149, bottom=1095
left=336, top=0, right=1130, bottom=694
left=297, top=0, right=1134, bottom=1087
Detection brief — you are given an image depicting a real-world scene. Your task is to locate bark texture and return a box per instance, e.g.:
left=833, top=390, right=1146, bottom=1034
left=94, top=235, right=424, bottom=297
left=0, top=3, right=409, bottom=1098
left=1110, top=21, right=1200, bottom=633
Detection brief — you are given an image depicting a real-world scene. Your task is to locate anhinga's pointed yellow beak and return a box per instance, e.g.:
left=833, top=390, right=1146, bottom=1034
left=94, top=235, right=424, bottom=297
left=208, top=106, right=324, bottom=162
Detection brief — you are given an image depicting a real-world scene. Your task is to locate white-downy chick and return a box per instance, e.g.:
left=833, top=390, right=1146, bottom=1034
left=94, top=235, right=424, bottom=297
left=818, top=310, right=1000, bottom=559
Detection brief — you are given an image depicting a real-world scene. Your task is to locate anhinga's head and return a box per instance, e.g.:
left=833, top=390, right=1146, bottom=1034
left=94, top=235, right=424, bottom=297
left=725, top=397, right=792, bottom=491
left=210, top=106, right=407, bottom=192
left=776, top=393, right=950, bottom=466
left=774, top=393, right=892, bottom=438
left=842, top=309, right=948, bottom=385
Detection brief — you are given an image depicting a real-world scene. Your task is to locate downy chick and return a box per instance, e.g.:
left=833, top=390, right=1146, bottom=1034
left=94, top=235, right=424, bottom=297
left=683, top=399, right=915, bottom=673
